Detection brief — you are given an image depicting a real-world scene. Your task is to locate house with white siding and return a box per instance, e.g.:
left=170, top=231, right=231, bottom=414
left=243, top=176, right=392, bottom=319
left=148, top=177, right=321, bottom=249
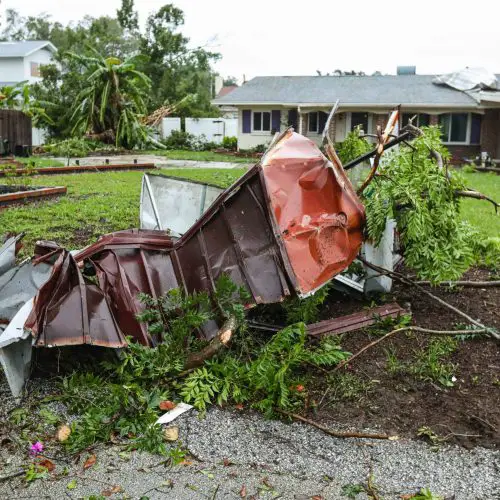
left=0, top=41, right=57, bottom=86
left=212, top=68, right=500, bottom=162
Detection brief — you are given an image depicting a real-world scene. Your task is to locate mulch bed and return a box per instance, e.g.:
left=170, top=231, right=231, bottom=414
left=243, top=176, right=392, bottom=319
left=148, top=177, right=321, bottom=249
left=309, top=267, right=500, bottom=449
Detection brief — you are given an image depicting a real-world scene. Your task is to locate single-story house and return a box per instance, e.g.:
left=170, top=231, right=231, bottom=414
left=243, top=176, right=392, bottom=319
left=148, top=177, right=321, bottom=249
left=212, top=68, right=500, bottom=162
left=0, top=40, right=57, bottom=86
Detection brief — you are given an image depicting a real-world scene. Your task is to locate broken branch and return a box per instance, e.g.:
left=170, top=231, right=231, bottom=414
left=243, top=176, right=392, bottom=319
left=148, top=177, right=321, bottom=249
left=455, top=190, right=499, bottom=213
left=357, top=110, right=399, bottom=195
left=184, top=316, right=237, bottom=370
left=358, top=257, right=500, bottom=341
left=415, top=280, right=500, bottom=288
left=333, top=326, right=488, bottom=373
left=276, top=409, right=395, bottom=440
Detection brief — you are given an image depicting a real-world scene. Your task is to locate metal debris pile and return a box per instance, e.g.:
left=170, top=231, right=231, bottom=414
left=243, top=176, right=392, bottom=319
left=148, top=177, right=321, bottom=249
left=0, top=124, right=406, bottom=398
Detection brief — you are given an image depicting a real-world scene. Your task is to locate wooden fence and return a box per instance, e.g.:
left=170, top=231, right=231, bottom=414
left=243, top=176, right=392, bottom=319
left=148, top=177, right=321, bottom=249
left=0, top=110, right=32, bottom=154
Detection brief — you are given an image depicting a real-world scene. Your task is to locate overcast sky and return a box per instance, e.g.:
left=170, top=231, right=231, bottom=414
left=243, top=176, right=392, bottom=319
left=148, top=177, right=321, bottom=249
left=2, top=0, right=500, bottom=82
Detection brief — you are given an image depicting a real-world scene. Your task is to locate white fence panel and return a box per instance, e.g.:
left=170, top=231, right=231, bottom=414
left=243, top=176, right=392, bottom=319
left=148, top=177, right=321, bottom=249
left=161, top=117, right=181, bottom=138
left=185, top=118, right=225, bottom=144
left=224, top=118, right=238, bottom=138
left=32, top=127, right=48, bottom=146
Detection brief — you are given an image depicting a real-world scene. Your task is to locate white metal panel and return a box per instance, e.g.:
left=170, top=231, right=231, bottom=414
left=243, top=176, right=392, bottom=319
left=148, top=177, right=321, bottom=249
left=140, top=174, right=223, bottom=236
left=161, top=117, right=181, bottom=138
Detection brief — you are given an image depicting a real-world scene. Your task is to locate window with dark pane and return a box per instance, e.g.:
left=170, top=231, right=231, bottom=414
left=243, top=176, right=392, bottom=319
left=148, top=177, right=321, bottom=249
left=470, top=113, right=481, bottom=144
left=262, top=112, right=271, bottom=131
left=288, top=109, right=298, bottom=129
left=438, top=114, right=451, bottom=141
left=253, top=112, right=262, bottom=131
left=419, top=114, right=430, bottom=127
left=450, top=113, right=468, bottom=142
left=309, top=112, right=318, bottom=133
left=351, top=112, right=368, bottom=132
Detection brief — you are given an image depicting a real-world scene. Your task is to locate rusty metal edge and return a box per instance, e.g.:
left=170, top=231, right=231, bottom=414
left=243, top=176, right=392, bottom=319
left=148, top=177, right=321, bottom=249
left=307, top=303, right=408, bottom=337
left=0, top=163, right=156, bottom=177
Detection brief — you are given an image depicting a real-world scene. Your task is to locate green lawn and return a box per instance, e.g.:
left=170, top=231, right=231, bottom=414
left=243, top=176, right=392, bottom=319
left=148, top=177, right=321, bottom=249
left=0, top=168, right=246, bottom=256
left=14, top=156, right=65, bottom=168
left=142, top=149, right=255, bottom=163
left=460, top=171, right=499, bottom=238
left=1, top=168, right=497, bottom=258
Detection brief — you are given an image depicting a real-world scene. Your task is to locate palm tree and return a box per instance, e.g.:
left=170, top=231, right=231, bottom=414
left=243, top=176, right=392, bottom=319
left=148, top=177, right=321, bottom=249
left=68, top=49, right=152, bottom=148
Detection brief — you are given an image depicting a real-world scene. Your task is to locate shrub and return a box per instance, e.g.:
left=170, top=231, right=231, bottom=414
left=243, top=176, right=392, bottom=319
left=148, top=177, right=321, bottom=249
left=222, top=136, right=237, bottom=151
left=162, top=130, right=217, bottom=151
left=45, top=138, right=92, bottom=158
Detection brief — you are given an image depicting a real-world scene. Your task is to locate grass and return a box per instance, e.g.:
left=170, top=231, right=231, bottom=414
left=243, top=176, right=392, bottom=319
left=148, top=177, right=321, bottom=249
left=142, top=149, right=255, bottom=163
left=1, top=168, right=497, bottom=258
left=13, top=157, right=65, bottom=168
left=0, top=168, right=246, bottom=256
left=460, top=171, right=500, bottom=238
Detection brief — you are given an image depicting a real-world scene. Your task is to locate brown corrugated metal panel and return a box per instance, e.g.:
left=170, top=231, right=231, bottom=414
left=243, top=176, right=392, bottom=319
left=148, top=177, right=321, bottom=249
left=175, top=168, right=292, bottom=305
left=0, top=110, right=32, bottom=151
left=75, top=229, right=177, bottom=346
left=25, top=250, right=127, bottom=348
left=25, top=133, right=367, bottom=348
left=306, top=303, right=407, bottom=337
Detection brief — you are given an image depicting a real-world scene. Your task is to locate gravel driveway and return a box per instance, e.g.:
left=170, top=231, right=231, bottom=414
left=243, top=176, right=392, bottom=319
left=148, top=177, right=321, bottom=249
left=1, top=407, right=498, bottom=499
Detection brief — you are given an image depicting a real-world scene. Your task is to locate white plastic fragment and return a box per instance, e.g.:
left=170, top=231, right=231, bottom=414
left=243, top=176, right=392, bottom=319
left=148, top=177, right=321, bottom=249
left=156, top=402, right=193, bottom=425
left=0, top=298, right=34, bottom=399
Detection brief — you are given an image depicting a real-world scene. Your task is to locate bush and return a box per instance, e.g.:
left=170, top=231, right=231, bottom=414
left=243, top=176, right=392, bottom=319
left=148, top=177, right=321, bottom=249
left=162, top=130, right=217, bottom=151
left=222, top=136, right=238, bottom=151
left=45, top=138, right=92, bottom=158
left=44, top=138, right=121, bottom=158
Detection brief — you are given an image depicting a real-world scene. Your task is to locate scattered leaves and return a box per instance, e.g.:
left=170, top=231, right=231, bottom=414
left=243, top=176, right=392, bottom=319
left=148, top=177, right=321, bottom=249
left=67, top=479, right=78, bottom=490
left=163, top=426, right=179, bottom=442
left=38, top=458, right=55, bottom=472
left=56, top=424, right=71, bottom=442
left=83, top=454, right=97, bottom=470
left=239, top=484, right=247, bottom=498
left=159, top=401, right=176, bottom=411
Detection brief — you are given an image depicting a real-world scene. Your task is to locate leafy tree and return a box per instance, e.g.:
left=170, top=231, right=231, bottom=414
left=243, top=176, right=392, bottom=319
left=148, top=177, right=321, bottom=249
left=223, top=76, right=238, bottom=86
left=68, top=50, right=152, bottom=148
left=117, top=0, right=139, bottom=32
left=363, top=126, right=477, bottom=282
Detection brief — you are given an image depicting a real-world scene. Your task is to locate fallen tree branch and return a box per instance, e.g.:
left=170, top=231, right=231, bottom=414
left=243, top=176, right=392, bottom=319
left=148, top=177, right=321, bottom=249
left=332, top=326, right=488, bottom=373
left=415, top=280, right=500, bottom=288
left=455, top=190, right=499, bottom=213
left=358, top=257, right=500, bottom=341
left=184, top=316, right=237, bottom=369
left=357, top=110, right=399, bottom=195
left=276, top=409, right=395, bottom=440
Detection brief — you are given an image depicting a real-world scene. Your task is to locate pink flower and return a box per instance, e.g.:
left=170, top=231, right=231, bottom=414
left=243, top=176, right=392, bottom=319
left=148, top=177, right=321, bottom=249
left=29, top=441, right=44, bottom=455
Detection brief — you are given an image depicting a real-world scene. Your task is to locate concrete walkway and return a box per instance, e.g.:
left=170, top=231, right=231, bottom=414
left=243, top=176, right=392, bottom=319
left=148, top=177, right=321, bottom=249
left=52, top=155, right=249, bottom=170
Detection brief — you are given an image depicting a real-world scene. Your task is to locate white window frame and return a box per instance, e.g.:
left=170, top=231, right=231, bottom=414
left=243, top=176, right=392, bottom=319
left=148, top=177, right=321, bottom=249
left=252, top=111, right=271, bottom=132
left=439, top=112, right=473, bottom=145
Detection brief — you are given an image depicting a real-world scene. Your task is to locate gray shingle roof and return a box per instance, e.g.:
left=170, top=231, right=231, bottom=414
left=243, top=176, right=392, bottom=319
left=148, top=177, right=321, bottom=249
left=213, top=75, right=480, bottom=107
left=0, top=41, right=56, bottom=58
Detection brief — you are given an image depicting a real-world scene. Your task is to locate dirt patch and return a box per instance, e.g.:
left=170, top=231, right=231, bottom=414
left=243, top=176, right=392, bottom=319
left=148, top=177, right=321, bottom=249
left=308, top=266, right=500, bottom=449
